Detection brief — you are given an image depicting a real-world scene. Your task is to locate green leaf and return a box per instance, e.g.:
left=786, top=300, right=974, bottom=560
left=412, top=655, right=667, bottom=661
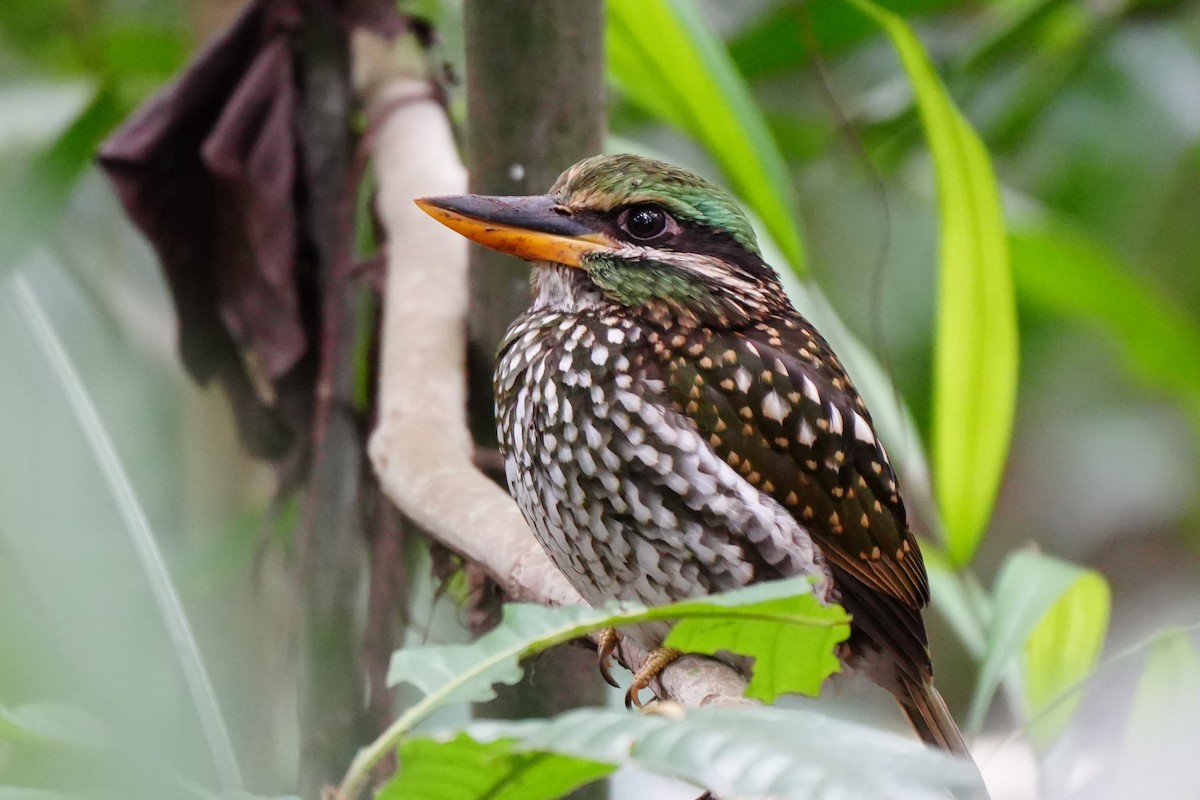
left=344, top=578, right=848, bottom=799
left=468, top=706, right=981, bottom=800
left=379, top=735, right=612, bottom=800
left=967, top=549, right=1102, bottom=732
left=1010, top=222, right=1200, bottom=430
left=0, top=87, right=124, bottom=276
left=7, top=277, right=242, bottom=790
left=849, top=0, right=1017, bottom=566
left=1022, top=568, right=1109, bottom=747
left=607, top=0, right=805, bottom=273
left=665, top=593, right=848, bottom=699
left=728, top=0, right=963, bottom=80
left=386, top=578, right=847, bottom=710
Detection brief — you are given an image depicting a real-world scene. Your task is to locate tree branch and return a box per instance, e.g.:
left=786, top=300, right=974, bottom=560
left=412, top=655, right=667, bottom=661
left=358, top=32, right=752, bottom=729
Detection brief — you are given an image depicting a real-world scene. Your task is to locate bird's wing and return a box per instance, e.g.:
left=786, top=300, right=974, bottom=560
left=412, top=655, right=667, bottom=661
left=659, top=314, right=931, bottom=640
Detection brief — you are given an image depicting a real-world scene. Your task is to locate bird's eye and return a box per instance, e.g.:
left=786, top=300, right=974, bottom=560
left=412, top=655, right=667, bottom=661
left=620, top=205, right=671, bottom=241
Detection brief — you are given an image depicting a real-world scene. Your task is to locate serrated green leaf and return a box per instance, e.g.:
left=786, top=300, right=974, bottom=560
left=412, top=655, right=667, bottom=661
left=607, top=0, right=805, bottom=273
left=379, top=734, right=612, bottom=800
left=849, top=0, right=1017, bottom=567
left=665, top=592, right=849, bottom=700
left=346, top=579, right=846, bottom=799
left=967, top=550, right=1097, bottom=732
left=386, top=578, right=846, bottom=711
left=468, top=706, right=980, bottom=800
left=1023, top=569, right=1109, bottom=747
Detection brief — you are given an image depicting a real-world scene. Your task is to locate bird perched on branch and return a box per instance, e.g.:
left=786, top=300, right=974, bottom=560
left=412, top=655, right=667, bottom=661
left=417, top=153, right=968, bottom=755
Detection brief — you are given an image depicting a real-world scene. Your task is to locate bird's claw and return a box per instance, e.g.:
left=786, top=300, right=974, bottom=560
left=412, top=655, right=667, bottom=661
left=597, top=628, right=621, bottom=689
left=624, top=646, right=681, bottom=709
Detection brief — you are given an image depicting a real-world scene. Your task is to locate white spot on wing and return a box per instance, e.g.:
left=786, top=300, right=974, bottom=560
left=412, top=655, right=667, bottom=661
left=802, top=376, right=820, bottom=403
left=762, top=391, right=789, bottom=423
left=798, top=418, right=816, bottom=446
left=734, top=366, right=753, bottom=394
left=853, top=412, right=875, bottom=444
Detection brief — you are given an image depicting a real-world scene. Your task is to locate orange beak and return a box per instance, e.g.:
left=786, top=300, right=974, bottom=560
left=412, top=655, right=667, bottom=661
left=414, top=194, right=611, bottom=267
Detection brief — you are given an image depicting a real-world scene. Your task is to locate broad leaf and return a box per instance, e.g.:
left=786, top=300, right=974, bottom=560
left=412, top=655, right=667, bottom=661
left=967, top=549, right=1102, bottom=731
left=607, top=0, right=805, bottom=273
left=342, top=579, right=847, bottom=799
left=378, top=735, right=612, bottom=800
left=849, top=0, right=1017, bottom=567
left=1022, top=568, right=1109, bottom=747
left=665, top=592, right=849, bottom=699
left=468, top=706, right=981, bottom=800
left=387, top=578, right=847, bottom=711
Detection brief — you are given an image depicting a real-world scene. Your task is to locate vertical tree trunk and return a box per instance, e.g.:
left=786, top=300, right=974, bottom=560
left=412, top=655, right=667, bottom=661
left=462, top=2, right=608, bottom=798
left=296, top=0, right=371, bottom=794
left=463, top=0, right=607, bottom=444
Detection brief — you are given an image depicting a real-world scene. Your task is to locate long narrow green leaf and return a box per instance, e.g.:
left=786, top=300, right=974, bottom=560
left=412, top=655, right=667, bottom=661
left=849, top=0, right=1017, bottom=566
left=11, top=277, right=243, bottom=791
left=728, top=0, right=962, bottom=80
left=607, top=0, right=805, bottom=273
left=1022, top=568, right=1109, bottom=747
left=967, top=549, right=1103, bottom=732
left=1010, top=223, right=1200, bottom=430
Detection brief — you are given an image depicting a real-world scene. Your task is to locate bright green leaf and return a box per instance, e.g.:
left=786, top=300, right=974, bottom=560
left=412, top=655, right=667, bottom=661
left=379, top=735, right=612, bottom=800
left=386, top=578, right=847, bottom=711
left=345, top=579, right=847, bottom=799
left=469, top=706, right=981, bottom=800
left=665, top=592, right=849, bottom=699
left=967, top=550, right=1098, bottom=731
left=849, top=0, right=1017, bottom=566
left=607, top=0, right=805, bottom=273
left=1022, top=568, right=1109, bottom=747
left=1010, top=222, right=1200, bottom=431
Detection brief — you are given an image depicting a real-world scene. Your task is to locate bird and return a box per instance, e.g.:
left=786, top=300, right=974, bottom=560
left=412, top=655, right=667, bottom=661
left=415, top=153, right=969, bottom=755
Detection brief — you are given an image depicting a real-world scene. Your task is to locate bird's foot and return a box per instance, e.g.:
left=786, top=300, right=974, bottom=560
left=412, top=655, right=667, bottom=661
left=625, top=646, right=681, bottom=709
left=597, top=628, right=621, bottom=689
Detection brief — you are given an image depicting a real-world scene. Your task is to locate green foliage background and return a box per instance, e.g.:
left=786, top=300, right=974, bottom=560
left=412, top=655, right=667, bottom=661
left=2, top=0, right=1200, bottom=798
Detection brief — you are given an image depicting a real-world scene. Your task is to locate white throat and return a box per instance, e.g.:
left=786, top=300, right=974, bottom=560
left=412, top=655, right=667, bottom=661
left=530, top=263, right=608, bottom=313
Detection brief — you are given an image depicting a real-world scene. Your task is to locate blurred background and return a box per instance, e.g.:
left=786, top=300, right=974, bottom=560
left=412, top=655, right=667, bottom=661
left=2, top=0, right=1199, bottom=798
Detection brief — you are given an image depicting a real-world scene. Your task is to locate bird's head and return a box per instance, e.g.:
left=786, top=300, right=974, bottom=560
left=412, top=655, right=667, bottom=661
left=416, top=154, right=789, bottom=326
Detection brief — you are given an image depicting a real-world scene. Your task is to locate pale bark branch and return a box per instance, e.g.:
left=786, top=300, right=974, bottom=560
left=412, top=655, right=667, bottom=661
left=358, top=32, right=751, bottom=721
